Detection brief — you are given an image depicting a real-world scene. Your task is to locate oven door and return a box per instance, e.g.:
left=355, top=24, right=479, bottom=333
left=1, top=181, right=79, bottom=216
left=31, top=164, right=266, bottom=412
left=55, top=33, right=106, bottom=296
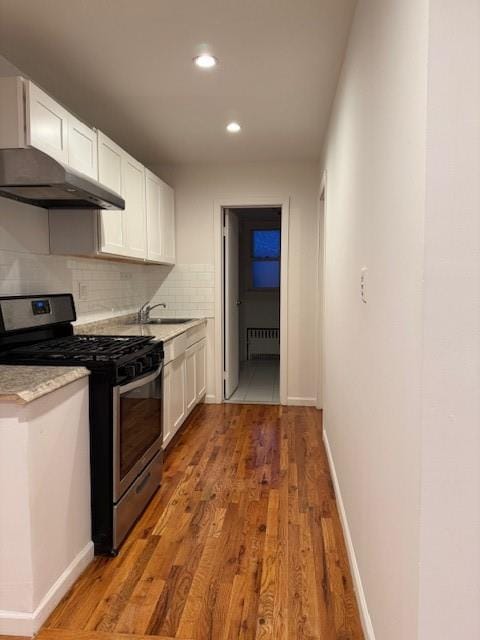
left=113, top=364, right=163, bottom=502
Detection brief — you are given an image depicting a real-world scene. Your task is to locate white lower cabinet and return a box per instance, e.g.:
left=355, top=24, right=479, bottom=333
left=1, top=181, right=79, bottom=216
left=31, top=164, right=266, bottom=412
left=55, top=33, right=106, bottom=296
left=185, top=345, right=197, bottom=412
left=167, top=356, right=186, bottom=433
left=163, top=329, right=207, bottom=448
left=162, top=361, right=172, bottom=445
left=195, top=338, right=207, bottom=400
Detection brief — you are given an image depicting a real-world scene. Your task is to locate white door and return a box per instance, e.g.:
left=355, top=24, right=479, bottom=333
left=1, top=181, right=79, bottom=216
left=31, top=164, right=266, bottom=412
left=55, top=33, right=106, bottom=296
left=97, top=132, right=126, bottom=256
left=170, top=354, right=186, bottom=434
left=224, top=209, right=240, bottom=399
left=162, top=362, right=172, bottom=446
left=25, top=81, right=69, bottom=164
left=145, top=169, right=163, bottom=262
left=123, top=155, right=146, bottom=259
left=185, top=345, right=196, bottom=413
left=68, top=115, right=98, bottom=179
left=195, top=338, right=207, bottom=400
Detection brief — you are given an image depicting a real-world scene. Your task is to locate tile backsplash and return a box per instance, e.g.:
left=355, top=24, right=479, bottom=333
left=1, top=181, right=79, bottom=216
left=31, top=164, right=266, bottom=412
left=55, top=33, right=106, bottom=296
left=148, top=264, right=215, bottom=318
left=0, top=249, right=214, bottom=324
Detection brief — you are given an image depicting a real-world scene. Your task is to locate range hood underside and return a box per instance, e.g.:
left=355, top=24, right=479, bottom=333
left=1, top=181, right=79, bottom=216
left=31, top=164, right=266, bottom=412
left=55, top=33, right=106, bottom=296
left=0, top=184, right=119, bottom=209
left=0, top=148, right=125, bottom=210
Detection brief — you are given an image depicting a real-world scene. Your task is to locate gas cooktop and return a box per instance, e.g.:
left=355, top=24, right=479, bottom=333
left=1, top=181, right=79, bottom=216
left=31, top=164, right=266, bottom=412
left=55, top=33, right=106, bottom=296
left=9, top=334, right=153, bottom=362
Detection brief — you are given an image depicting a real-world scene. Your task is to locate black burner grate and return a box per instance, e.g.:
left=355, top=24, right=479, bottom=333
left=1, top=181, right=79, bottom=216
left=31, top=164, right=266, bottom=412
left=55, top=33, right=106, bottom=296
left=10, top=334, right=153, bottom=361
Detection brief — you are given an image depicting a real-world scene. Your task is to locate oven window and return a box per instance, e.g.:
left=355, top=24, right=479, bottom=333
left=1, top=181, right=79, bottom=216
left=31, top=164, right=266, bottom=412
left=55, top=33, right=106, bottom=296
left=119, top=375, right=162, bottom=481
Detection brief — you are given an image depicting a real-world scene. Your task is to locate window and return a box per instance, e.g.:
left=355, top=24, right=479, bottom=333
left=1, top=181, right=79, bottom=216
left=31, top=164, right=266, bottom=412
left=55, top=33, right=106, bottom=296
left=251, top=229, right=280, bottom=289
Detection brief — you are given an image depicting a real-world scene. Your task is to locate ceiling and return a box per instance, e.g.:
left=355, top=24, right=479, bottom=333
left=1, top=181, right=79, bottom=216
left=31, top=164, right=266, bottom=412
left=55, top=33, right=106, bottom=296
left=0, top=0, right=355, bottom=166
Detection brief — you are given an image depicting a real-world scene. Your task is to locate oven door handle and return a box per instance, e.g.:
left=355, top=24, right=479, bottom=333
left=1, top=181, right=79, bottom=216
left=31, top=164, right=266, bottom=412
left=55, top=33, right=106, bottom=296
left=119, top=364, right=163, bottom=395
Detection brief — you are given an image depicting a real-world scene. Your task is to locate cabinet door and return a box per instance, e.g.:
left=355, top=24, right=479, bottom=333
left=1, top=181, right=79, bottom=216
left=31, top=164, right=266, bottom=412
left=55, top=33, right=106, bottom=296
left=185, top=345, right=197, bottom=413
left=163, top=362, right=172, bottom=446
left=195, top=339, right=207, bottom=401
left=159, top=180, right=175, bottom=264
left=123, top=154, right=146, bottom=260
left=97, top=132, right=126, bottom=256
left=68, top=115, right=98, bottom=179
left=170, top=354, right=186, bottom=435
left=145, top=170, right=163, bottom=262
left=25, top=81, right=69, bottom=164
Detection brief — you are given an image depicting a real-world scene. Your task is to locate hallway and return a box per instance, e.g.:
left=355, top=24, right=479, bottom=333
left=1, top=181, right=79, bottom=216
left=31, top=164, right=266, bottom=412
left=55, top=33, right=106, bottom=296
left=34, top=404, right=363, bottom=640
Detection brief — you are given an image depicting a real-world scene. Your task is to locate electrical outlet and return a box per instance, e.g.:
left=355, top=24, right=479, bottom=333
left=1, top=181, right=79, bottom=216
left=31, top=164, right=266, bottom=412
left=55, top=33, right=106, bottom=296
left=120, top=272, right=132, bottom=281
left=360, top=267, right=368, bottom=303
left=78, top=282, right=89, bottom=301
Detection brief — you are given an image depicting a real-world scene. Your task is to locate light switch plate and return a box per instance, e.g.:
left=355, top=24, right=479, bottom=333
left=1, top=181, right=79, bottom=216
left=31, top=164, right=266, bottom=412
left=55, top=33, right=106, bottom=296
left=78, top=282, right=89, bottom=301
left=360, top=267, right=368, bottom=303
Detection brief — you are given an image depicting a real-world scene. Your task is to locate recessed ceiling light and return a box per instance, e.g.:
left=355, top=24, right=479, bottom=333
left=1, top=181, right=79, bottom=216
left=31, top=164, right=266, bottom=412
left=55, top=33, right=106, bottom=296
left=226, top=122, right=241, bottom=133
left=193, top=54, right=218, bottom=69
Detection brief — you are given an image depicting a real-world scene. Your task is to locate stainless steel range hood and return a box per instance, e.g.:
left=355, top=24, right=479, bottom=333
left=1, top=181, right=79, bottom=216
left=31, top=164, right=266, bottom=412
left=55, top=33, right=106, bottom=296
left=0, top=148, right=125, bottom=210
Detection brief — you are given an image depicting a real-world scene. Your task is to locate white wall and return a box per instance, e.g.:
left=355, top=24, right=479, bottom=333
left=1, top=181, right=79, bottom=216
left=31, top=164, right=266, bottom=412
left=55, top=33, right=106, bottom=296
left=418, top=1, right=480, bottom=637
left=155, top=161, right=319, bottom=403
left=321, top=0, right=480, bottom=638
left=320, top=0, right=428, bottom=637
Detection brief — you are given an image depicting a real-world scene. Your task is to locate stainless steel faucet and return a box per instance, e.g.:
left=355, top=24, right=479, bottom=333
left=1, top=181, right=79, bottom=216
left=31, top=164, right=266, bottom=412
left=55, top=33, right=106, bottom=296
left=137, top=301, right=166, bottom=323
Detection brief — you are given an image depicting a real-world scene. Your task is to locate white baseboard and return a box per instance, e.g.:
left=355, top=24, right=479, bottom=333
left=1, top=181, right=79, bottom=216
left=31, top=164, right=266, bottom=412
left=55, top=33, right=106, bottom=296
left=286, top=396, right=317, bottom=406
left=0, top=541, right=94, bottom=637
left=323, top=430, right=376, bottom=640
left=204, top=393, right=218, bottom=404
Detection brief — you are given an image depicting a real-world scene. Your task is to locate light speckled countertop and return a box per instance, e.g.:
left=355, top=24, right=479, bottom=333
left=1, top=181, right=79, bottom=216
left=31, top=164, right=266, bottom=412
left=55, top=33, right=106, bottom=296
left=75, top=316, right=207, bottom=342
left=0, top=365, right=89, bottom=405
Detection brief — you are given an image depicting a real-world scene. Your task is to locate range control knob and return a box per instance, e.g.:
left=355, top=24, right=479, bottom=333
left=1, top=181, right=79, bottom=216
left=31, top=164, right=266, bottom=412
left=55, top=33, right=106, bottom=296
left=151, top=351, right=161, bottom=366
left=120, top=364, right=136, bottom=380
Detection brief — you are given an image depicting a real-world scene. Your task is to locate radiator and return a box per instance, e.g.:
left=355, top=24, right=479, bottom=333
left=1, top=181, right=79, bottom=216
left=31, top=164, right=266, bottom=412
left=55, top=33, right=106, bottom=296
left=246, top=327, right=280, bottom=360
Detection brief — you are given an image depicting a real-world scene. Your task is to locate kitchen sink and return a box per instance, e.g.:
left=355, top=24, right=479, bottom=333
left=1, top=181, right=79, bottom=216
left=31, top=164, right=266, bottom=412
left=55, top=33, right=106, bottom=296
left=146, top=318, right=193, bottom=325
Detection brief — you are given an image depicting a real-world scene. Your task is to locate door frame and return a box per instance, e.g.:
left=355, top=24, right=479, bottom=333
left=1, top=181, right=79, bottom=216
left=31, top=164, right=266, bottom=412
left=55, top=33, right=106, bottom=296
left=316, top=172, right=327, bottom=410
left=213, top=196, right=290, bottom=404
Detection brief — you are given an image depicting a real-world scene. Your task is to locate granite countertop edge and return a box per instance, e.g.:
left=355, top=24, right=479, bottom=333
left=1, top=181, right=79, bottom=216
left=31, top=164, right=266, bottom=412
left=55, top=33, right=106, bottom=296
left=0, top=365, right=90, bottom=405
left=74, top=315, right=208, bottom=342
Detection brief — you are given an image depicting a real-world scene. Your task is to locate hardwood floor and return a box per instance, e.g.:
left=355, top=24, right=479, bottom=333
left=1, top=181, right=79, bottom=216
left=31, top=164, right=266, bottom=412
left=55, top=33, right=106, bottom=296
left=22, top=404, right=363, bottom=640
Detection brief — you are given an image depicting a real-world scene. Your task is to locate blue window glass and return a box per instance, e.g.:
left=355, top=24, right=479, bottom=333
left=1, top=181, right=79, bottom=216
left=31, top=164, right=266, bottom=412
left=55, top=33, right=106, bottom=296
left=252, top=261, right=280, bottom=288
left=252, top=230, right=280, bottom=258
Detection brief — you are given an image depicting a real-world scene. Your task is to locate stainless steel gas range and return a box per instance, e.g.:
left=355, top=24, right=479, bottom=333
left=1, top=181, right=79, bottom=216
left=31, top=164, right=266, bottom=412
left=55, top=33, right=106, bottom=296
left=0, top=293, right=163, bottom=555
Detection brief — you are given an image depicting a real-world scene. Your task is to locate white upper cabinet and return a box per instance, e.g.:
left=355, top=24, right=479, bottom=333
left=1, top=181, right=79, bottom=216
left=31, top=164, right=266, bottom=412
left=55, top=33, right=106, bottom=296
left=0, top=78, right=97, bottom=179
left=25, top=81, right=69, bottom=164
left=97, top=132, right=126, bottom=256
left=25, top=81, right=98, bottom=179
left=123, top=154, right=146, bottom=259
left=67, top=114, right=98, bottom=179
left=0, top=77, right=175, bottom=265
left=145, top=169, right=176, bottom=264
left=97, top=132, right=146, bottom=260
left=159, top=179, right=175, bottom=263
left=145, top=170, right=162, bottom=262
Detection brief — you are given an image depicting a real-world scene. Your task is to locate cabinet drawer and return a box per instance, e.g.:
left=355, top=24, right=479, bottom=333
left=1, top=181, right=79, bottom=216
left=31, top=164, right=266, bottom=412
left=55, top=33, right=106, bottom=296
left=163, top=332, right=188, bottom=364
left=185, top=323, right=207, bottom=349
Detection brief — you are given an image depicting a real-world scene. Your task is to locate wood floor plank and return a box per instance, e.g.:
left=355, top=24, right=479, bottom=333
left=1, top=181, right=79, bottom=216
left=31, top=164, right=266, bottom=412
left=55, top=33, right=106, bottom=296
left=35, top=629, right=193, bottom=640
left=34, top=404, right=363, bottom=640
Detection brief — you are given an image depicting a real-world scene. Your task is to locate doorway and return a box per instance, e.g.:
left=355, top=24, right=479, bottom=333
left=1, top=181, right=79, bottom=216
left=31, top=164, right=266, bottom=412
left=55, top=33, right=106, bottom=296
left=224, top=208, right=281, bottom=403
left=214, top=198, right=289, bottom=405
